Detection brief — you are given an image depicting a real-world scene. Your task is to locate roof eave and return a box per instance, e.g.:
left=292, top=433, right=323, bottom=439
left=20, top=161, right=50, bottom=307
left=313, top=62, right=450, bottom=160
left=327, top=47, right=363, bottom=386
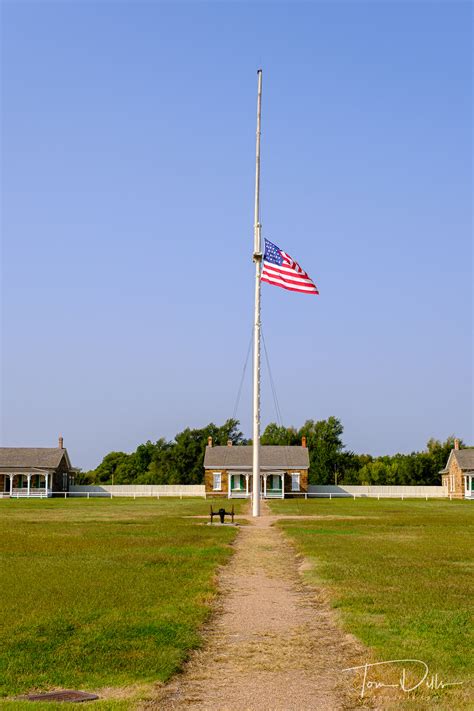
left=205, top=465, right=308, bottom=470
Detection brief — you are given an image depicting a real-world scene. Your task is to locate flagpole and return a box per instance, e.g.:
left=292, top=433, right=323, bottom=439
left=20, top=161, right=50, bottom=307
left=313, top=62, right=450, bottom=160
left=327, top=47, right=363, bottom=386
left=252, top=69, right=263, bottom=517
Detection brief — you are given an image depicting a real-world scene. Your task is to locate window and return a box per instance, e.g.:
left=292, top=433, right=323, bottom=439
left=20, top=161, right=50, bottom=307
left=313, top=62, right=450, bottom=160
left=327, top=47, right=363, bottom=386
left=213, top=472, right=222, bottom=491
left=291, top=473, right=300, bottom=492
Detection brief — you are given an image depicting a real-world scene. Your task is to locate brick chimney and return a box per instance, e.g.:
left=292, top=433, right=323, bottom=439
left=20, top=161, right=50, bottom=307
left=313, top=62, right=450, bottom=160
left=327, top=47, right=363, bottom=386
left=301, top=436, right=307, bottom=448
left=227, top=439, right=232, bottom=447
left=454, top=438, right=460, bottom=450
left=58, top=435, right=64, bottom=449
left=207, top=436, right=213, bottom=447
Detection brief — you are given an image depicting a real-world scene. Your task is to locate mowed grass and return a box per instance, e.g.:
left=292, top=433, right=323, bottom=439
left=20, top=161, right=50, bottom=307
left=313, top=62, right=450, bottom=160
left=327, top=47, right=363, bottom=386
left=269, top=498, right=474, bottom=709
left=0, top=498, right=243, bottom=702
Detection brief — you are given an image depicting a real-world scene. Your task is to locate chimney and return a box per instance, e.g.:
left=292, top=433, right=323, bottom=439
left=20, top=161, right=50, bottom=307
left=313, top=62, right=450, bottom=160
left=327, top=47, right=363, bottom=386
left=454, top=438, right=460, bottom=450
left=58, top=435, right=64, bottom=449
left=207, top=436, right=213, bottom=448
left=227, top=439, right=232, bottom=447
left=301, top=436, right=307, bottom=448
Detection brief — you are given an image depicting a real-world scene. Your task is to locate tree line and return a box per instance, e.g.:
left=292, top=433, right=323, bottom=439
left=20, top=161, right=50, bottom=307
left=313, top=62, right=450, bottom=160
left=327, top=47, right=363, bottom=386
left=77, top=416, right=462, bottom=487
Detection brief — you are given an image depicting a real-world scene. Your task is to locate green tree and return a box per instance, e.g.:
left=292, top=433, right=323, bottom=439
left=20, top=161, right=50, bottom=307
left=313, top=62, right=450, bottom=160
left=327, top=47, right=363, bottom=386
left=91, top=451, right=130, bottom=484
left=86, top=419, right=463, bottom=488
left=298, top=416, right=345, bottom=485
left=114, top=454, right=140, bottom=484
left=141, top=419, right=247, bottom=486
left=261, top=423, right=299, bottom=445
left=135, top=441, right=157, bottom=475
left=358, top=460, right=389, bottom=485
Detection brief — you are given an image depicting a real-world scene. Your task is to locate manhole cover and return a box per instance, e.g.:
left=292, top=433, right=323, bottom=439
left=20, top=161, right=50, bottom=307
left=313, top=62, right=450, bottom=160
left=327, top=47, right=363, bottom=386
left=21, top=690, right=99, bottom=702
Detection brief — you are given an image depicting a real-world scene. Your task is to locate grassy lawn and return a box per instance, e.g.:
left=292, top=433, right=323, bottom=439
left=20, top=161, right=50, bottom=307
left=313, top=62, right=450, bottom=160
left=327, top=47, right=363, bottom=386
left=0, top=497, right=244, bottom=707
left=269, top=498, right=474, bottom=709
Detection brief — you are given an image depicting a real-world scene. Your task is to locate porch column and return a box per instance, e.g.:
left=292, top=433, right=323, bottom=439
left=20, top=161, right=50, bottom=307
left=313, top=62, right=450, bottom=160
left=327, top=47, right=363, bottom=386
left=281, top=473, right=285, bottom=499
left=27, top=473, right=31, bottom=498
left=228, top=474, right=231, bottom=499
left=245, top=474, right=249, bottom=497
left=263, top=474, right=267, bottom=498
left=45, top=472, right=49, bottom=497
left=9, top=474, right=13, bottom=497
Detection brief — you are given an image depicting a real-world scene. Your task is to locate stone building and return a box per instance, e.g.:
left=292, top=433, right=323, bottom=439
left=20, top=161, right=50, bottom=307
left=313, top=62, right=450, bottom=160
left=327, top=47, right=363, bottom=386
left=203, top=437, right=309, bottom=498
left=440, top=439, right=474, bottom=499
left=0, top=437, right=77, bottom=498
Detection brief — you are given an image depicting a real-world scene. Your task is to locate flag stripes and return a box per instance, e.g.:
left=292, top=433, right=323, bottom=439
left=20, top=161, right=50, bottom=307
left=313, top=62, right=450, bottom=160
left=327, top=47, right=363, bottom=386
left=261, top=239, right=319, bottom=295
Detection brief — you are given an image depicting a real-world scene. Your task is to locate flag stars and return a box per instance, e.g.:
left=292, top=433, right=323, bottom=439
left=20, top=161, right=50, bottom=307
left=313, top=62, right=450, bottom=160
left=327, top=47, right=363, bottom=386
left=261, top=238, right=319, bottom=295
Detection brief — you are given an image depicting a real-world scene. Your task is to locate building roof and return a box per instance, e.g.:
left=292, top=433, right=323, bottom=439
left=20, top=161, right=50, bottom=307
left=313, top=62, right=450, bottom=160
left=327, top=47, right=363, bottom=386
left=440, top=448, right=474, bottom=474
left=454, top=449, right=474, bottom=470
left=204, top=445, right=309, bottom=470
left=0, top=448, right=70, bottom=470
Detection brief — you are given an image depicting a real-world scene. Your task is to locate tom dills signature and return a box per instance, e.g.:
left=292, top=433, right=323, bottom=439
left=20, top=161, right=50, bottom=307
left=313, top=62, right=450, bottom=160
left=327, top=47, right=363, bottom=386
left=342, top=659, right=464, bottom=698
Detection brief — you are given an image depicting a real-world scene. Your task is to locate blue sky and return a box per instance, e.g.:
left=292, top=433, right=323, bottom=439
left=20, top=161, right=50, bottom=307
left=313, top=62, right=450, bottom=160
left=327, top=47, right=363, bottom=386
left=1, top=1, right=472, bottom=470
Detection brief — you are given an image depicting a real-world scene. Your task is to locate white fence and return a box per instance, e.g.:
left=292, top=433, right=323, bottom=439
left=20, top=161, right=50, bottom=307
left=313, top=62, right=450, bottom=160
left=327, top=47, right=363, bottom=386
left=70, top=484, right=447, bottom=500
left=305, top=485, right=448, bottom=499
left=3, top=484, right=450, bottom=501
left=69, top=485, right=206, bottom=498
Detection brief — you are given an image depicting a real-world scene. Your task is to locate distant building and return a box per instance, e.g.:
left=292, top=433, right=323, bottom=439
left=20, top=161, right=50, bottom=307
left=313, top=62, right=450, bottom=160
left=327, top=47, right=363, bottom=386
left=440, top=439, right=474, bottom=499
left=0, top=437, right=77, bottom=498
left=203, top=437, right=309, bottom=498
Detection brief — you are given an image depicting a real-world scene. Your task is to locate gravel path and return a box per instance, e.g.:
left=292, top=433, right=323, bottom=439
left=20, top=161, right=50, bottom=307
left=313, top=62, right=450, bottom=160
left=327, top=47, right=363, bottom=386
left=143, top=503, right=371, bottom=711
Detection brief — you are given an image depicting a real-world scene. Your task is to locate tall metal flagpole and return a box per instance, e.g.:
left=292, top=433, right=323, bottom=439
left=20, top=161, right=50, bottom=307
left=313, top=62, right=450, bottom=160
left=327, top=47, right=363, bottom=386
left=252, top=69, right=263, bottom=517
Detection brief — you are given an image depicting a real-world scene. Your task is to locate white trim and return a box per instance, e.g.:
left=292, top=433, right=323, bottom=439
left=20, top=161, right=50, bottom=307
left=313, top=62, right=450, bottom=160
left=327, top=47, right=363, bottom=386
left=291, top=473, right=300, bottom=492
left=212, top=472, right=222, bottom=491
left=204, top=466, right=308, bottom=472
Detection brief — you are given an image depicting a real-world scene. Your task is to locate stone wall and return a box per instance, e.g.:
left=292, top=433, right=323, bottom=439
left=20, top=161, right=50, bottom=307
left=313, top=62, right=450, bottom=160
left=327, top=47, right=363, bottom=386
left=444, top=457, right=465, bottom=499
left=284, top=470, right=308, bottom=494
left=204, top=470, right=229, bottom=497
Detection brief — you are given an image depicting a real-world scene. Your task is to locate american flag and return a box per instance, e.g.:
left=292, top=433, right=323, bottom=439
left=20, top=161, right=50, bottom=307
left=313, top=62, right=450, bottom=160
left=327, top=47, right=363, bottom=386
left=261, top=239, right=319, bottom=294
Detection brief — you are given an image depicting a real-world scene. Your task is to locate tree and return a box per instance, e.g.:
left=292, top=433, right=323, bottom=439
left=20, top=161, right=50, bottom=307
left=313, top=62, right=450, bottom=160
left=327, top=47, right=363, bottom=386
left=91, top=451, right=131, bottom=483
left=114, top=454, right=140, bottom=484
left=358, top=460, right=389, bottom=485
left=298, top=416, right=345, bottom=484
left=85, top=418, right=462, bottom=488
left=261, top=423, right=299, bottom=445
left=137, top=419, right=248, bottom=486
left=135, top=441, right=157, bottom=476
left=73, top=468, right=94, bottom=485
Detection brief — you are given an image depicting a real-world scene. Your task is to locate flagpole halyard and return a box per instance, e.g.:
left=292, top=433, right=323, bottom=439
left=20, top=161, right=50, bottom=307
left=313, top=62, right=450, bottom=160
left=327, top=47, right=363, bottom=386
left=252, top=69, right=263, bottom=517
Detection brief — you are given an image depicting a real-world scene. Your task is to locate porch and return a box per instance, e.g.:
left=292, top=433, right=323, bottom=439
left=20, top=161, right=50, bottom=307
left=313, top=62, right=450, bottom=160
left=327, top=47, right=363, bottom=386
left=464, top=474, right=474, bottom=499
left=227, top=472, right=285, bottom=499
left=1, top=473, right=52, bottom=498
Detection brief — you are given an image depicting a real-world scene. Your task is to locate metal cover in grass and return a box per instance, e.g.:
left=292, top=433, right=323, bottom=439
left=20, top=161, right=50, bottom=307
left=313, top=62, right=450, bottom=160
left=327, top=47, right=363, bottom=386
left=21, top=690, right=99, bottom=702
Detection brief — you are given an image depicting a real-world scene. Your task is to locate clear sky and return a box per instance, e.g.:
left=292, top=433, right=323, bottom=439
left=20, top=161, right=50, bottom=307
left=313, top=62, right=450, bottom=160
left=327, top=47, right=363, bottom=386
left=1, top=1, right=472, bottom=470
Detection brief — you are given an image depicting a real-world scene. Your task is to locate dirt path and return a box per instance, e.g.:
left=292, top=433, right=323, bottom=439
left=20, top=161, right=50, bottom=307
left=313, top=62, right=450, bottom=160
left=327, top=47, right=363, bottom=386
left=143, top=503, right=371, bottom=711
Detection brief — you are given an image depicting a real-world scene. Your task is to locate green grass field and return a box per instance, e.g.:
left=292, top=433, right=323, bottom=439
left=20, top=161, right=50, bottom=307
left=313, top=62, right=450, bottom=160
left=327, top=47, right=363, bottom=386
left=0, top=498, right=243, bottom=708
left=269, top=498, right=474, bottom=709
left=2, top=497, right=472, bottom=710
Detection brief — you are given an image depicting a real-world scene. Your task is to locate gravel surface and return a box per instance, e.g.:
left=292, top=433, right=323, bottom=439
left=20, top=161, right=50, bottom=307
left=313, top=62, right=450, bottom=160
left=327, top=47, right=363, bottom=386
left=143, top=503, right=373, bottom=711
